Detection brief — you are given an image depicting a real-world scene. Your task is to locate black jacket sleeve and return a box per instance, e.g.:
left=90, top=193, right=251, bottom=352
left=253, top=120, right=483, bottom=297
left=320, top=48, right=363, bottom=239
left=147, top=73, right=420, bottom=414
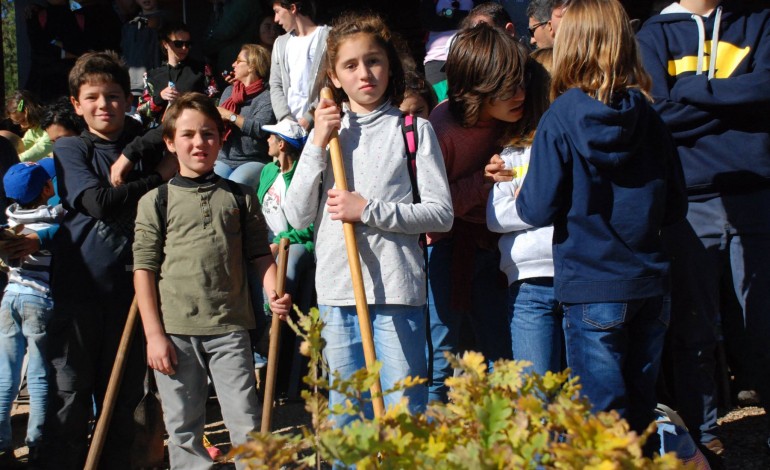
left=123, top=127, right=165, bottom=163
left=79, top=173, right=163, bottom=219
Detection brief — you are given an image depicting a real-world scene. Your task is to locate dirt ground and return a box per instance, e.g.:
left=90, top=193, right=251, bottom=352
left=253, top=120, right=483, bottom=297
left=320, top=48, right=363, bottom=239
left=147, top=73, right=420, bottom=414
left=9, top=394, right=311, bottom=468
left=8, top=396, right=769, bottom=468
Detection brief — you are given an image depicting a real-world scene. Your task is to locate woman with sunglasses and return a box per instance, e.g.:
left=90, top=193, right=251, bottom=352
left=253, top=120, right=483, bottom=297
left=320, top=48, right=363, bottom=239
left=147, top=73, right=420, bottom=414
left=137, top=21, right=218, bottom=126
left=214, top=44, right=275, bottom=189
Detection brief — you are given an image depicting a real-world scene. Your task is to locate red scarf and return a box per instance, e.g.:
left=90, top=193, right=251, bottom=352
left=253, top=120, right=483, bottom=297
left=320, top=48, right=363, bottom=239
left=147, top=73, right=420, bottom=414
left=220, top=78, right=265, bottom=141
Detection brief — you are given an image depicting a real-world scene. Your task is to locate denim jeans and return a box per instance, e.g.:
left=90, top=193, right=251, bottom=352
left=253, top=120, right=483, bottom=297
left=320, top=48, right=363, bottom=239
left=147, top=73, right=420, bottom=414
left=664, top=190, right=770, bottom=444
left=283, top=244, right=315, bottom=315
left=509, top=279, right=563, bottom=376
left=427, top=240, right=510, bottom=403
left=319, top=304, right=427, bottom=428
left=562, top=296, right=669, bottom=435
left=0, top=291, right=53, bottom=449
left=214, top=160, right=266, bottom=191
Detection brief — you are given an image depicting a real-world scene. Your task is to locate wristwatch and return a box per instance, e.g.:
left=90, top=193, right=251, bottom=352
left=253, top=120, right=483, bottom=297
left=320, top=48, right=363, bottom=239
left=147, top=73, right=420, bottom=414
left=229, top=113, right=237, bottom=123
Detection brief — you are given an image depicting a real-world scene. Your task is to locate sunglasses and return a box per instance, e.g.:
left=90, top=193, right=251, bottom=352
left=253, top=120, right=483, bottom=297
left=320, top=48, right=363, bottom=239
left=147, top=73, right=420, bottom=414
left=169, top=40, right=192, bottom=49
left=528, top=21, right=548, bottom=36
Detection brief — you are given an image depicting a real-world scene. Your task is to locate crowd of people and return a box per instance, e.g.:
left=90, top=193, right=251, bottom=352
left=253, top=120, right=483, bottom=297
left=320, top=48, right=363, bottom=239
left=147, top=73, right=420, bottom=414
left=0, top=0, right=768, bottom=468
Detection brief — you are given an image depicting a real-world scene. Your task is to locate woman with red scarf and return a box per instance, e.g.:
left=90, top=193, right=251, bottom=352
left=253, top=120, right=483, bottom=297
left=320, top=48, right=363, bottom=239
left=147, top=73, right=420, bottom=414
left=215, top=44, right=275, bottom=189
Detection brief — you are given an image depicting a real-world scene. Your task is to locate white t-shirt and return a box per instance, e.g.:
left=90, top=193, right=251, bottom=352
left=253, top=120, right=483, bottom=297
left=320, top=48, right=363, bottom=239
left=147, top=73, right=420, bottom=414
left=284, top=27, right=321, bottom=120
left=262, top=173, right=289, bottom=240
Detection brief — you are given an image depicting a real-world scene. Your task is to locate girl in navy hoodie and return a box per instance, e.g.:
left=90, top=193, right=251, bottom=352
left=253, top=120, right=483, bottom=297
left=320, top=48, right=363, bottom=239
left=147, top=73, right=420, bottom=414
left=515, top=0, right=688, bottom=437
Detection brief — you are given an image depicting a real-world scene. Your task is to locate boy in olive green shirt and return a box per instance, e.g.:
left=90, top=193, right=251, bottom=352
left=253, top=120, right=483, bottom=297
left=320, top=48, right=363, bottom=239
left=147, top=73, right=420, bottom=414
left=133, top=93, right=291, bottom=469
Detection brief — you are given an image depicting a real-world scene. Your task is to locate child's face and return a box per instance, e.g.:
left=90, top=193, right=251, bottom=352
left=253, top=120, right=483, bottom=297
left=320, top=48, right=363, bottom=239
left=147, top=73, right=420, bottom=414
left=71, top=80, right=131, bottom=141
left=8, top=111, right=29, bottom=130
left=46, top=124, right=78, bottom=144
left=331, top=33, right=390, bottom=114
left=399, top=94, right=430, bottom=120
left=480, top=86, right=526, bottom=123
left=267, top=134, right=280, bottom=157
left=164, top=109, right=222, bottom=178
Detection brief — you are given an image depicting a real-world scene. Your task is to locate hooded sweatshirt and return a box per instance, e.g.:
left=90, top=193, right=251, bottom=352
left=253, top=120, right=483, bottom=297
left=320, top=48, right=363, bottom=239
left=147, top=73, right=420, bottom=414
left=5, top=202, right=65, bottom=295
left=637, top=2, right=770, bottom=199
left=516, top=88, right=688, bottom=303
left=486, top=146, right=555, bottom=285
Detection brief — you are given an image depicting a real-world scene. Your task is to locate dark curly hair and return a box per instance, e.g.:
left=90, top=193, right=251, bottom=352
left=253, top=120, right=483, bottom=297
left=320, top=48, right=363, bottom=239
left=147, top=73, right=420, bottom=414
left=40, top=97, right=84, bottom=134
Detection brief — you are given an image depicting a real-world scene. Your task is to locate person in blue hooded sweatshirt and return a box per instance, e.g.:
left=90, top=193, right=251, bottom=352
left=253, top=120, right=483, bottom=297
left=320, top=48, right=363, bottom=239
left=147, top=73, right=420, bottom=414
left=637, top=0, right=770, bottom=458
left=516, top=0, right=688, bottom=440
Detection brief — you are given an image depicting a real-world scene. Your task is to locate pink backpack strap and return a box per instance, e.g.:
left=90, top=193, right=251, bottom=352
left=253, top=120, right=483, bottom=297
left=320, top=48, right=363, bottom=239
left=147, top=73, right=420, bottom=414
left=399, top=114, right=420, bottom=203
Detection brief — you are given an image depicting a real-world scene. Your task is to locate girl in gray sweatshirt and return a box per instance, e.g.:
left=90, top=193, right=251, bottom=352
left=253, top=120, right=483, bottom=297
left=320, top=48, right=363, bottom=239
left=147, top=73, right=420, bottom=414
left=283, top=12, right=453, bottom=428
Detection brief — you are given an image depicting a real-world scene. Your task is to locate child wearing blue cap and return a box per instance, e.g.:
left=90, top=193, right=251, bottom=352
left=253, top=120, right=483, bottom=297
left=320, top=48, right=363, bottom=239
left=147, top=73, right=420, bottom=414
left=257, top=119, right=315, bottom=318
left=0, top=162, right=65, bottom=466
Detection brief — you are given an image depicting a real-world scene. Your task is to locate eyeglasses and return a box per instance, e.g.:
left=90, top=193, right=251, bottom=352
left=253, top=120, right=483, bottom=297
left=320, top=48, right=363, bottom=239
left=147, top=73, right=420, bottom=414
left=528, top=21, right=548, bottom=36
left=170, top=40, right=192, bottom=49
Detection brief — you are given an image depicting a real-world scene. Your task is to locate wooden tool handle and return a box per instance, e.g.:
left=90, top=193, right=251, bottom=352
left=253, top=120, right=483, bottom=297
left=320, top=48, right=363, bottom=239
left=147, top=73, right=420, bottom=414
left=85, top=297, right=140, bottom=470
left=261, top=237, right=290, bottom=433
left=319, top=88, right=385, bottom=418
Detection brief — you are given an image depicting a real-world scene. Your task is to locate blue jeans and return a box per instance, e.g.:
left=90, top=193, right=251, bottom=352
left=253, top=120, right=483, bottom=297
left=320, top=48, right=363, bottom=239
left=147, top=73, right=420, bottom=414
left=283, top=244, right=315, bottom=315
left=0, top=291, right=53, bottom=449
left=214, top=160, right=266, bottom=190
left=427, top=240, right=510, bottom=403
left=509, top=279, right=563, bottom=376
left=664, top=190, right=770, bottom=444
left=320, top=304, right=427, bottom=428
left=562, top=296, right=669, bottom=434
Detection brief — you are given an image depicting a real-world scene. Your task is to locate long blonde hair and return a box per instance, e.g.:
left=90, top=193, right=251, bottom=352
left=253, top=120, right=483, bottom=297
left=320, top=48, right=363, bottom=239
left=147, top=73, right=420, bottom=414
left=550, top=0, right=651, bottom=104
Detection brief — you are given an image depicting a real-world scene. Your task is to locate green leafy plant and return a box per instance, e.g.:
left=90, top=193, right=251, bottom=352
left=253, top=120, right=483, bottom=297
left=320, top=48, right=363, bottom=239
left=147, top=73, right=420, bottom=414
left=231, top=308, right=689, bottom=469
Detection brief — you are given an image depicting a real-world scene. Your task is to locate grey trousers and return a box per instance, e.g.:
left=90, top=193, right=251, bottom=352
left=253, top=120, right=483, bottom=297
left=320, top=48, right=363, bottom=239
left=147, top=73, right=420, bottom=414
left=154, top=331, right=260, bottom=470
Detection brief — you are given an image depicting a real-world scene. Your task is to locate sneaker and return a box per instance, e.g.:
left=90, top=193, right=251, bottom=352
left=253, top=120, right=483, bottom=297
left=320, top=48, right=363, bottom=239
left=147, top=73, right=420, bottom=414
left=203, top=435, right=223, bottom=461
left=704, top=438, right=725, bottom=456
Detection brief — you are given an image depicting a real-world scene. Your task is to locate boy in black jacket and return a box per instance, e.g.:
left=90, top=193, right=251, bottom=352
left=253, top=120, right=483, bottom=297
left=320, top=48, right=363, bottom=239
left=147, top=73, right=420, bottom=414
left=42, top=51, right=177, bottom=469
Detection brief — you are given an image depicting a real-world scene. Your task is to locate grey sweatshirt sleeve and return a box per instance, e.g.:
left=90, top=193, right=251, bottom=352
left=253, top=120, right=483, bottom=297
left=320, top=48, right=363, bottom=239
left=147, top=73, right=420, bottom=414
left=284, top=137, right=326, bottom=230
left=360, top=120, right=453, bottom=234
left=269, top=34, right=292, bottom=122
left=241, top=92, right=274, bottom=140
